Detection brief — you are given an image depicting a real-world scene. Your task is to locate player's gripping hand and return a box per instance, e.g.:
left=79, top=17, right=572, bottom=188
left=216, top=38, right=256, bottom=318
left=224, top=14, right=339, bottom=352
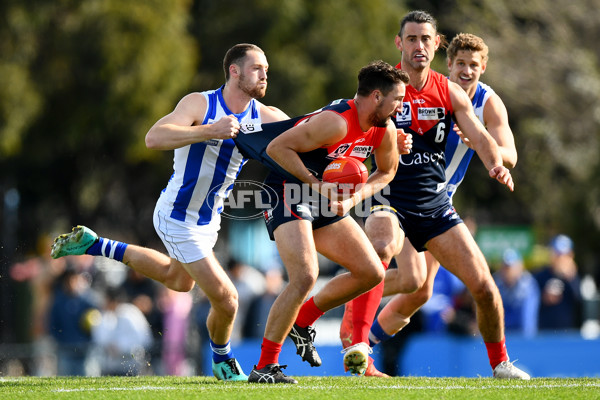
left=210, top=115, right=241, bottom=139
left=454, top=124, right=473, bottom=149
left=397, top=129, right=413, bottom=154
left=316, top=181, right=341, bottom=201
left=328, top=184, right=366, bottom=217
left=489, top=165, right=514, bottom=191
left=329, top=197, right=355, bottom=217
left=315, top=181, right=352, bottom=216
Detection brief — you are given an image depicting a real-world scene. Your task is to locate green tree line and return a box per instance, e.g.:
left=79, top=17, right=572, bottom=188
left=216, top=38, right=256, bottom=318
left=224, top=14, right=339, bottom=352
left=1, top=0, right=598, bottom=275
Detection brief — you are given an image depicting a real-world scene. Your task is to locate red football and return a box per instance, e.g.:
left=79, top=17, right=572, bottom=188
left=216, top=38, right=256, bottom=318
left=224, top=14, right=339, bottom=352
left=322, top=157, right=368, bottom=195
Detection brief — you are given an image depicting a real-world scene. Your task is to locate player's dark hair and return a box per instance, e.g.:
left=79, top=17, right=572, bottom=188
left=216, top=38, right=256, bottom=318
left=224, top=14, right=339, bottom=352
left=357, top=60, right=409, bottom=97
left=398, top=10, right=448, bottom=49
left=223, top=43, right=264, bottom=81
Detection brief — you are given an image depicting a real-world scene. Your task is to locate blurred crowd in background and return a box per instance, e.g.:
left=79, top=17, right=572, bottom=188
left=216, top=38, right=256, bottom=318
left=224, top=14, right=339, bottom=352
left=2, top=225, right=598, bottom=378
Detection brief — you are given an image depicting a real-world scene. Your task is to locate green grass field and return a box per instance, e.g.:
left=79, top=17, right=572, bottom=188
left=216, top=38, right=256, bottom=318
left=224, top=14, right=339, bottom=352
left=1, top=376, right=599, bottom=400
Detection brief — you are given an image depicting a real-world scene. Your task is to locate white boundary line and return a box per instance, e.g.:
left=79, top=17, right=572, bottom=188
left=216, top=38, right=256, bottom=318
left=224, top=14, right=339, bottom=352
left=48, top=382, right=600, bottom=392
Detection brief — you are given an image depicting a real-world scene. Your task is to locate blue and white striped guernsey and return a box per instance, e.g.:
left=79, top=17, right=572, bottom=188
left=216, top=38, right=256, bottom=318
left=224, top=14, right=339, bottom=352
left=156, top=86, right=262, bottom=225
left=444, top=81, right=495, bottom=202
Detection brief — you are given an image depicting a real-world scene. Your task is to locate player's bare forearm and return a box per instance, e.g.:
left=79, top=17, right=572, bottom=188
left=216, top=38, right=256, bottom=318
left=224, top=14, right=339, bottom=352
left=268, top=146, right=320, bottom=185
left=354, top=168, right=395, bottom=204
left=146, top=116, right=240, bottom=150
left=360, top=124, right=398, bottom=202
left=483, top=95, right=517, bottom=168
left=498, top=144, right=518, bottom=169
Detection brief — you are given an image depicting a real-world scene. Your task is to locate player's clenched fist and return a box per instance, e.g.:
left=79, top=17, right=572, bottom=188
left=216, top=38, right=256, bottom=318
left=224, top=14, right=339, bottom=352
left=211, top=115, right=241, bottom=139
left=397, top=129, right=412, bottom=154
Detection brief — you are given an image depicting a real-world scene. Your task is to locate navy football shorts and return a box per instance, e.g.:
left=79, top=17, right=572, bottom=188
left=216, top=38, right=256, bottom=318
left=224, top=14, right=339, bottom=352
left=261, top=180, right=346, bottom=241
left=368, top=202, right=463, bottom=252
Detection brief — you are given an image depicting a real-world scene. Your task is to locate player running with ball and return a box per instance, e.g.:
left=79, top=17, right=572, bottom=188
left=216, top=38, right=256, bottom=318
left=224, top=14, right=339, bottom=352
left=233, top=60, right=411, bottom=383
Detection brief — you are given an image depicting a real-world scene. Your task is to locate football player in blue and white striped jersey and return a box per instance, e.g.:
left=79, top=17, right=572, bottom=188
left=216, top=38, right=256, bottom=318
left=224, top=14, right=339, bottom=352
left=51, top=44, right=288, bottom=381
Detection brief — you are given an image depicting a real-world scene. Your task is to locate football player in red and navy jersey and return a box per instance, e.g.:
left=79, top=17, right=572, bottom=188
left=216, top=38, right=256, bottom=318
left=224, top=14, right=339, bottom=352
left=234, top=61, right=411, bottom=383
left=356, top=32, right=522, bottom=375
left=339, top=11, right=530, bottom=379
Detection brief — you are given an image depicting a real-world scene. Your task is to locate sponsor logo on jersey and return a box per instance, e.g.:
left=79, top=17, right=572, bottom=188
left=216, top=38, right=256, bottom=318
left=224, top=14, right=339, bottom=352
left=413, top=98, right=426, bottom=104
left=399, top=151, right=444, bottom=166
left=418, top=107, right=445, bottom=120
left=240, top=123, right=263, bottom=134
left=395, top=102, right=412, bottom=128
left=327, top=143, right=352, bottom=158
left=350, top=145, right=373, bottom=158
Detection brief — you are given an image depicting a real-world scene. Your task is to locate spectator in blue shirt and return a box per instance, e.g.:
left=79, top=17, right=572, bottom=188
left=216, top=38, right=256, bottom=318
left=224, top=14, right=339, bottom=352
left=48, top=263, right=99, bottom=375
left=534, top=235, right=582, bottom=331
left=493, top=249, right=540, bottom=338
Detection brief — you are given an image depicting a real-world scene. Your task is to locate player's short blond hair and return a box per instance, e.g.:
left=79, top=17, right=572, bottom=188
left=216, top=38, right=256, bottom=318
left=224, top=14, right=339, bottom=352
left=446, top=33, right=489, bottom=64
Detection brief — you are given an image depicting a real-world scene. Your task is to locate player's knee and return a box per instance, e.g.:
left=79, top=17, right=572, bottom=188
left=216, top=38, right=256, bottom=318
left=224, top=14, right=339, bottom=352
left=395, top=275, right=422, bottom=294
left=393, top=262, right=428, bottom=294
left=212, top=290, right=239, bottom=320
left=290, top=270, right=318, bottom=296
left=370, top=239, right=396, bottom=263
left=221, top=299, right=239, bottom=321
left=362, top=263, right=385, bottom=289
left=411, top=285, right=432, bottom=307
left=469, top=279, right=499, bottom=306
left=166, top=273, right=195, bottom=292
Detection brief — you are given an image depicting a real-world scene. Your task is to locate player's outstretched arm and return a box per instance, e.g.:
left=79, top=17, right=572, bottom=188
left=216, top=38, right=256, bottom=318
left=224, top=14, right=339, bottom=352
left=145, top=93, right=240, bottom=150
left=482, top=93, right=517, bottom=168
left=449, top=82, right=514, bottom=191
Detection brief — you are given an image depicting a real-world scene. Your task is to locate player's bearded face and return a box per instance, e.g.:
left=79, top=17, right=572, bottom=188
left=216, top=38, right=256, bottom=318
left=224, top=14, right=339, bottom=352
left=239, top=72, right=267, bottom=99
left=371, top=102, right=394, bottom=127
